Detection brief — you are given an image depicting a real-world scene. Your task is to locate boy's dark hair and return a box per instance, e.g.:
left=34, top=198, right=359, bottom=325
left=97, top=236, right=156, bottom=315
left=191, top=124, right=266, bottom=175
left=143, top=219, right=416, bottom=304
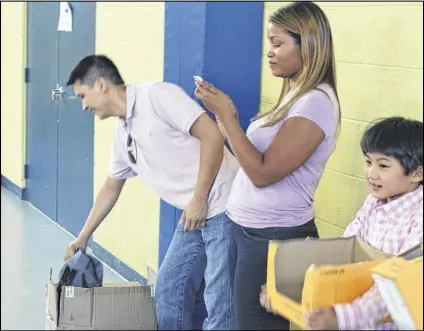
left=361, top=116, right=423, bottom=184
left=67, top=55, right=125, bottom=87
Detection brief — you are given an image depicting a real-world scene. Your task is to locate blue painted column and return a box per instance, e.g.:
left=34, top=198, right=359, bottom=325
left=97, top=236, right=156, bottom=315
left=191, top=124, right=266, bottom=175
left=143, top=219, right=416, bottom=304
left=160, top=1, right=264, bottom=326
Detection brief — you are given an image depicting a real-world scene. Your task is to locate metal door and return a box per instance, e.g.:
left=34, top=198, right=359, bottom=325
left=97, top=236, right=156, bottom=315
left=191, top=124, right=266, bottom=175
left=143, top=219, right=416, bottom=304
left=26, top=2, right=95, bottom=237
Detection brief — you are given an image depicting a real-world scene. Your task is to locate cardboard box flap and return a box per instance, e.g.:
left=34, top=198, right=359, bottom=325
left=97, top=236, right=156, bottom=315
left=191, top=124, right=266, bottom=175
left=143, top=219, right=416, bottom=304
left=372, top=258, right=423, bottom=330
left=371, top=257, right=410, bottom=279
left=47, top=280, right=59, bottom=326
left=353, top=238, right=391, bottom=262
left=103, top=281, right=141, bottom=287
left=272, top=236, right=356, bottom=300
left=267, top=242, right=306, bottom=329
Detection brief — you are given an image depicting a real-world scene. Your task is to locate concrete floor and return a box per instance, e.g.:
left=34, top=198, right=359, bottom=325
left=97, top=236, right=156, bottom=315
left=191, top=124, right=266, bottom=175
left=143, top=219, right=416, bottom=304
left=1, top=186, right=124, bottom=330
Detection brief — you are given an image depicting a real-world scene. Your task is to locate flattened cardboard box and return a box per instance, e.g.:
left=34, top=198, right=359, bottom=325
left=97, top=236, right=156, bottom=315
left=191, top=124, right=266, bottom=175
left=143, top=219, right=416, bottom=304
left=372, top=257, right=423, bottom=330
left=267, top=236, right=423, bottom=329
left=45, top=279, right=157, bottom=330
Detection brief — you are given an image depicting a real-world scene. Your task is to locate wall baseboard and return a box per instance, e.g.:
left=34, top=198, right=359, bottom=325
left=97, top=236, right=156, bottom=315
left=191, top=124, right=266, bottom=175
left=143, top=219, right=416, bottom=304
left=1, top=175, right=24, bottom=199
left=91, top=241, right=148, bottom=285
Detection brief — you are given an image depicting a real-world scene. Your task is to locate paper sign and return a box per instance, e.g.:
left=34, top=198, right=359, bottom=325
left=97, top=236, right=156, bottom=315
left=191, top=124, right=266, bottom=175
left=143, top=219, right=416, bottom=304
left=58, top=2, right=72, bottom=32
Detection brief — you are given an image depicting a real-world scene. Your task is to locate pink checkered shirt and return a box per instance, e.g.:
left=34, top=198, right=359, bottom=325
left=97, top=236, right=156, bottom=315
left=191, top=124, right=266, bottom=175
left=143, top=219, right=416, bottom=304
left=334, top=185, right=423, bottom=330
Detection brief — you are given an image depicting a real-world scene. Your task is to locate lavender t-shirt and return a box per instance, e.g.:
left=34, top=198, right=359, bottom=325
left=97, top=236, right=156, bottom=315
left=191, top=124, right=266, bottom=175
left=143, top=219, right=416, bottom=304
left=226, top=84, right=340, bottom=228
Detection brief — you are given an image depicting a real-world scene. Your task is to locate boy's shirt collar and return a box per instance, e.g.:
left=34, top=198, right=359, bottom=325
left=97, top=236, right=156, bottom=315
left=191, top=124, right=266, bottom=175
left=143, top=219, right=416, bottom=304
left=372, top=185, right=423, bottom=218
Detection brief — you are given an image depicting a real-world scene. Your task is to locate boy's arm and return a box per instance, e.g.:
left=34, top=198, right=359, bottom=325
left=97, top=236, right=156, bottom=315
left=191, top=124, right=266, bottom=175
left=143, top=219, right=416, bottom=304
left=334, top=209, right=423, bottom=330
left=333, top=285, right=388, bottom=330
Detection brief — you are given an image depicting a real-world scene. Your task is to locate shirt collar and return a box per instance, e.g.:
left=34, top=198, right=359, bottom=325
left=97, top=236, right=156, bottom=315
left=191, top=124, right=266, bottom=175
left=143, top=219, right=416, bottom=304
left=374, top=185, right=423, bottom=218
left=120, top=85, right=136, bottom=128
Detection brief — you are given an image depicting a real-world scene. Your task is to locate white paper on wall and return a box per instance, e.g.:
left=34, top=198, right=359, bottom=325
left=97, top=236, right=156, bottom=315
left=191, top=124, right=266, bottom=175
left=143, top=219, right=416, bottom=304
left=58, top=2, right=72, bottom=32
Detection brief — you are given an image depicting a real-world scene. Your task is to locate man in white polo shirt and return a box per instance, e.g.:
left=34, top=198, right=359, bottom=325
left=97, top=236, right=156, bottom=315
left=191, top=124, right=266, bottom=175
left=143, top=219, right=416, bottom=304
left=63, top=55, right=238, bottom=330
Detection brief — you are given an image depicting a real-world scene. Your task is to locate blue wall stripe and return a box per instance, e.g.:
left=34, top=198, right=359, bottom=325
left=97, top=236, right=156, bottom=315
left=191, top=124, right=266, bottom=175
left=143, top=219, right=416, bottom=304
left=203, top=2, right=265, bottom=132
left=160, top=0, right=264, bottom=265
left=161, top=2, right=264, bottom=326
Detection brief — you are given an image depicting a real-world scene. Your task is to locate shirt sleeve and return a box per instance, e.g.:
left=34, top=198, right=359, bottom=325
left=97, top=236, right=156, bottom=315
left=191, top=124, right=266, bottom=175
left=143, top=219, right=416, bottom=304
left=333, top=285, right=391, bottom=330
left=343, top=195, right=373, bottom=238
left=108, top=124, right=137, bottom=180
left=286, top=89, right=338, bottom=139
left=149, top=82, right=205, bottom=135
left=334, top=200, right=423, bottom=330
left=399, top=208, right=423, bottom=254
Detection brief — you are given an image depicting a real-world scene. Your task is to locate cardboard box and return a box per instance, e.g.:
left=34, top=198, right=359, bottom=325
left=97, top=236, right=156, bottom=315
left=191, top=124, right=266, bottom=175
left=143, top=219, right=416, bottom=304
left=45, top=278, right=157, bottom=330
left=267, top=237, right=423, bottom=329
left=267, top=236, right=405, bottom=329
left=372, top=257, right=423, bottom=330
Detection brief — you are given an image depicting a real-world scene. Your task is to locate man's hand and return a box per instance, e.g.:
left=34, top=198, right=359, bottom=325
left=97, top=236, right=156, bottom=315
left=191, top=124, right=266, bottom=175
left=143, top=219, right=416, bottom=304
left=180, top=196, right=208, bottom=231
left=304, top=307, right=339, bottom=330
left=64, top=236, right=88, bottom=261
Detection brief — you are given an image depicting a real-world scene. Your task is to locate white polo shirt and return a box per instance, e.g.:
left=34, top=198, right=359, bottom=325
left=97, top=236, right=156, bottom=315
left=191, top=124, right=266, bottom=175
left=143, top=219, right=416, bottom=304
left=108, top=82, right=239, bottom=219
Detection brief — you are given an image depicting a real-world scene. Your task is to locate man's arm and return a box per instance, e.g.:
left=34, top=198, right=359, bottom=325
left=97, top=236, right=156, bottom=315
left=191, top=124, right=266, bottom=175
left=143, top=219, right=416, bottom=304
left=64, top=177, right=126, bottom=259
left=79, top=177, right=126, bottom=241
left=149, top=83, right=226, bottom=231
left=190, top=113, right=225, bottom=201
left=180, top=113, right=225, bottom=231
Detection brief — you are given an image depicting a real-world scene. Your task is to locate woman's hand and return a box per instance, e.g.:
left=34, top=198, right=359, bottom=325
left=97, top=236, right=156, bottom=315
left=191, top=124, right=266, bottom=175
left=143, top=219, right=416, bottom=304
left=195, top=83, right=238, bottom=120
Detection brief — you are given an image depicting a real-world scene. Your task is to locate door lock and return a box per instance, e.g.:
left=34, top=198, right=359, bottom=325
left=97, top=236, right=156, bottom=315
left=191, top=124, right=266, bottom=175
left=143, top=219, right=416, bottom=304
left=52, top=84, right=65, bottom=100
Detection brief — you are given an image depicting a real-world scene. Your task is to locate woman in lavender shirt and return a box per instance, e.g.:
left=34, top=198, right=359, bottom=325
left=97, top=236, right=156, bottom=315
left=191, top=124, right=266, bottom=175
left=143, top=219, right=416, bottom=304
left=195, top=2, right=340, bottom=330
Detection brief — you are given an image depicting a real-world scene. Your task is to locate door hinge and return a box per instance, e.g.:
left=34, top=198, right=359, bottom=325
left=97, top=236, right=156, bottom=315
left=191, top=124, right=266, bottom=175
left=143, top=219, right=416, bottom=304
left=24, top=164, right=29, bottom=179
left=25, top=68, right=30, bottom=83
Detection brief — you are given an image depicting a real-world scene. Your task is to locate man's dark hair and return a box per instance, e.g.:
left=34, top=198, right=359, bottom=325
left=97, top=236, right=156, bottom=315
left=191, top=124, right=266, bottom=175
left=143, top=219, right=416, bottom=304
left=361, top=117, right=423, bottom=183
left=66, top=55, right=125, bottom=87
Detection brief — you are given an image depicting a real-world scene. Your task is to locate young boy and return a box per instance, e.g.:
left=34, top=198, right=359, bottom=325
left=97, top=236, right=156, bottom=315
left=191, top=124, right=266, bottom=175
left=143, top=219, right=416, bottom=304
left=260, top=116, right=423, bottom=330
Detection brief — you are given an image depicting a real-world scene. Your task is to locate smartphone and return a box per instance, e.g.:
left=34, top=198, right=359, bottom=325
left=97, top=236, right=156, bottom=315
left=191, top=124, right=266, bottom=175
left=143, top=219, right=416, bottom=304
left=193, top=75, right=208, bottom=87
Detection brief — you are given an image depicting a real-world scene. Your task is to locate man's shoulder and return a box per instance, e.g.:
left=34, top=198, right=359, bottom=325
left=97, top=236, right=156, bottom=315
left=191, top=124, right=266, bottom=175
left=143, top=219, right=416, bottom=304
left=150, top=81, right=189, bottom=96
left=131, top=81, right=160, bottom=94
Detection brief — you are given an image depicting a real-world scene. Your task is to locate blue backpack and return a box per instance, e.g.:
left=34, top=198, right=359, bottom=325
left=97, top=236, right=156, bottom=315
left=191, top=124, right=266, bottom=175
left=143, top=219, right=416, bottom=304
left=58, top=249, right=103, bottom=288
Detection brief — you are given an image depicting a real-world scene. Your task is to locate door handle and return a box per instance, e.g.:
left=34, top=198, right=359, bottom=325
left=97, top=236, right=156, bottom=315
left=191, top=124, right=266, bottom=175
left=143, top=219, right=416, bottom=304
left=52, top=84, right=65, bottom=100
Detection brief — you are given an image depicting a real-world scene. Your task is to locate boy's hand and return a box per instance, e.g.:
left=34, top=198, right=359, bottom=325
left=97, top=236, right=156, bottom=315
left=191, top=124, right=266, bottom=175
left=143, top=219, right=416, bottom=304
left=180, top=197, right=208, bottom=231
left=259, top=284, right=276, bottom=314
left=304, top=307, right=339, bottom=330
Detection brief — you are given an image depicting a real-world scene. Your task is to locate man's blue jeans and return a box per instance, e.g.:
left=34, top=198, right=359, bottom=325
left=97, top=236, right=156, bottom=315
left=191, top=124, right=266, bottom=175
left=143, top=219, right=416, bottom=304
left=155, top=212, right=235, bottom=330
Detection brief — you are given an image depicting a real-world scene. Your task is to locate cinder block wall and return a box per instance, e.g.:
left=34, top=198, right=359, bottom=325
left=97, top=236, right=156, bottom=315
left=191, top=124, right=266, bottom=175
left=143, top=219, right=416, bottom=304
left=93, top=2, right=165, bottom=279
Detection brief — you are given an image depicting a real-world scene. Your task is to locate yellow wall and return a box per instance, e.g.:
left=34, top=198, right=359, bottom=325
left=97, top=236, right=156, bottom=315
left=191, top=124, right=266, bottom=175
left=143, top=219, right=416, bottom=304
left=93, top=2, right=165, bottom=278
left=1, top=2, right=27, bottom=188
left=261, top=2, right=423, bottom=237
